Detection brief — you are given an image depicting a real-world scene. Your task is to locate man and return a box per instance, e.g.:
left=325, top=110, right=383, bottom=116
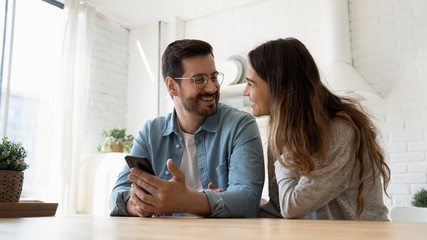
left=110, top=39, right=264, bottom=217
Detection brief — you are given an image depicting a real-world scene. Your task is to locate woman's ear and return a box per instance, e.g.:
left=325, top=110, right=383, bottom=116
left=166, top=77, right=178, bottom=96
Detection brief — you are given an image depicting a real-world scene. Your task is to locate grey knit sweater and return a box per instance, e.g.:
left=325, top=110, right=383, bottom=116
left=258, top=119, right=389, bottom=220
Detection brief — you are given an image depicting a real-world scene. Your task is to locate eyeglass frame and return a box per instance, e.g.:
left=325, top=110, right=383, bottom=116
left=174, top=72, right=224, bottom=89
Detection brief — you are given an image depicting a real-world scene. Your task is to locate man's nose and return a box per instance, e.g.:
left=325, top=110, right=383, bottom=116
left=203, top=77, right=218, bottom=92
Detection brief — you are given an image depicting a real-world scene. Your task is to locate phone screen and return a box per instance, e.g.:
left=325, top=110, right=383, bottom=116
left=125, top=155, right=155, bottom=175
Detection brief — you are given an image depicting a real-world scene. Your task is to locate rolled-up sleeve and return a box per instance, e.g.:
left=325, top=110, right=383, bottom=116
left=110, top=189, right=131, bottom=216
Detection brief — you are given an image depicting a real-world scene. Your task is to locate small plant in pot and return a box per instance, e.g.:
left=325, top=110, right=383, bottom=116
left=97, top=128, right=134, bottom=153
left=412, top=188, right=427, bottom=208
left=0, top=137, right=28, bottom=202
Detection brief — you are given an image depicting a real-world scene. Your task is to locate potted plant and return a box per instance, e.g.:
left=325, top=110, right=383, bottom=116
left=412, top=188, right=427, bottom=208
left=97, top=128, right=134, bottom=153
left=0, top=137, right=28, bottom=202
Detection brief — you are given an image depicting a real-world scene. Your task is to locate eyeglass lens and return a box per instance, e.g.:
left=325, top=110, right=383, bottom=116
left=194, top=73, right=224, bottom=88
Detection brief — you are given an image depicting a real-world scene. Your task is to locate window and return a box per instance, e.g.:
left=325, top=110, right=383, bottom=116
left=0, top=0, right=64, bottom=200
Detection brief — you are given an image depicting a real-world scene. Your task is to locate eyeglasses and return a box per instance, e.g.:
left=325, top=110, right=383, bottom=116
left=174, top=72, right=224, bottom=89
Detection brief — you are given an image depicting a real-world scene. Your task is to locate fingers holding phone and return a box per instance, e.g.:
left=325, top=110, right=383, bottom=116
left=128, top=167, right=159, bottom=195
left=125, top=155, right=156, bottom=217
left=127, top=183, right=155, bottom=217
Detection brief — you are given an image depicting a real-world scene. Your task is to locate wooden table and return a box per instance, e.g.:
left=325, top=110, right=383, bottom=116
left=1, top=215, right=426, bottom=240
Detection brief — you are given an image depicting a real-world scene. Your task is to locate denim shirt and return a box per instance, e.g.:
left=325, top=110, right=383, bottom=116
left=110, top=103, right=265, bottom=217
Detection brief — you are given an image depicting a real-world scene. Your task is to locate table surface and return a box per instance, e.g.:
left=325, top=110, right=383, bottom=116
left=1, top=215, right=426, bottom=240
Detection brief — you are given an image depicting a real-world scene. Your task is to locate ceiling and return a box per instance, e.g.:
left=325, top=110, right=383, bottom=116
left=88, top=0, right=263, bottom=28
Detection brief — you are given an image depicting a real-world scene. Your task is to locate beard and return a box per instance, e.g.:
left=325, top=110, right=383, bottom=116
left=181, top=92, right=219, bottom=117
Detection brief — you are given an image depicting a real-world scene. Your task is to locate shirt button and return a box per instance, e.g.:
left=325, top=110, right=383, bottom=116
left=165, top=171, right=169, bottom=175
left=176, top=144, right=180, bottom=148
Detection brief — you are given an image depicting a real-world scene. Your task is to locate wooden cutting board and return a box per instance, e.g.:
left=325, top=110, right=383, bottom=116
left=0, top=200, right=58, bottom=218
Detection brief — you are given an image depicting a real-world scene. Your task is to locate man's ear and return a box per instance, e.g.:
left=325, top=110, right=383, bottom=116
left=166, top=77, right=178, bottom=96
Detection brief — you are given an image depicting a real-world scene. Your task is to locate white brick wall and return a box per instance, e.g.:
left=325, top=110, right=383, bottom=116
left=185, top=0, right=427, bottom=211
left=351, top=0, right=427, bottom=209
left=82, top=17, right=129, bottom=155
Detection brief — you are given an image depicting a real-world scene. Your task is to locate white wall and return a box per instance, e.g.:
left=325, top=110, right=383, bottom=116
left=83, top=17, right=129, bottom=155
left=185, top=0, right=325, bottom=66
left=127, top=23, right=160, bottom=137
left=126, top=19, right=184, bottom=135
left=184, top=0, right=427, bottom=210
left=350, top=0, right=427, bottom=207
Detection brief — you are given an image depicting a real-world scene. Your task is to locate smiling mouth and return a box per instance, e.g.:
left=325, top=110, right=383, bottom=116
left=199, top=94, right=217, bottom=102
left=201, top=96, right=214, bottom=101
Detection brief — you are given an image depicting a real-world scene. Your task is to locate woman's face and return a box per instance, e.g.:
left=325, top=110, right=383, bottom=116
left=243, top=61, right=271, bottom=117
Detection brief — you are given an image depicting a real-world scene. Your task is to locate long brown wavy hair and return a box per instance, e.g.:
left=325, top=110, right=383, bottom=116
left=248, top=38, right=390, bottom=219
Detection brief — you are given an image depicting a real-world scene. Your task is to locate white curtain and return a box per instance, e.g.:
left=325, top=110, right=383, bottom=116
left=56, top=0, right=96, bottom=214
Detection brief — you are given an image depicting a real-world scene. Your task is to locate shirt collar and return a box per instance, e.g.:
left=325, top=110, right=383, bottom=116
left=163, top=104, right=222, bottom=136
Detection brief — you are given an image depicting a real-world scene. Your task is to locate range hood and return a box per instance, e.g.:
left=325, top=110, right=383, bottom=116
left=323, top=0, right=381, bottom=101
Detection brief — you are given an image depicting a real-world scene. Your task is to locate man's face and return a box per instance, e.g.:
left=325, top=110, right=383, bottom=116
left=175, top=54, right=220, bottom=118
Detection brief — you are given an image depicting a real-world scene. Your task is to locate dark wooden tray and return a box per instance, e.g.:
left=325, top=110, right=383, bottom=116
left=0, top=200, right=58, bottom=218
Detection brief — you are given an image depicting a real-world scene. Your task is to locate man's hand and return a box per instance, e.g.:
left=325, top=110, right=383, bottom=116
left=208, top=182, right=224, bottom=193
left=127, top=159, right=211, bottom=216
left=126, top=184, right=154, bottom=217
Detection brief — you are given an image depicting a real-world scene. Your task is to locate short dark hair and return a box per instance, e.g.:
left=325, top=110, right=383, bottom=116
left=161, top=39, right=214, bottom=83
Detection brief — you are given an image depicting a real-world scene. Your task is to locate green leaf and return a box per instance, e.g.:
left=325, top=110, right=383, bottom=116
left=412, top=189, right=427, bottom=208
left=0, top=137, right=28, bottom=171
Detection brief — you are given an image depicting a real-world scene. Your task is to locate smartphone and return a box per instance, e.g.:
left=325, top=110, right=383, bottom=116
left=125, top=155, right=155, bottom=175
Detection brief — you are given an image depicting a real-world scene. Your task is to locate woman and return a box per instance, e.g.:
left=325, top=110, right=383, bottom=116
left=244, top=38, right=390, bottom=220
